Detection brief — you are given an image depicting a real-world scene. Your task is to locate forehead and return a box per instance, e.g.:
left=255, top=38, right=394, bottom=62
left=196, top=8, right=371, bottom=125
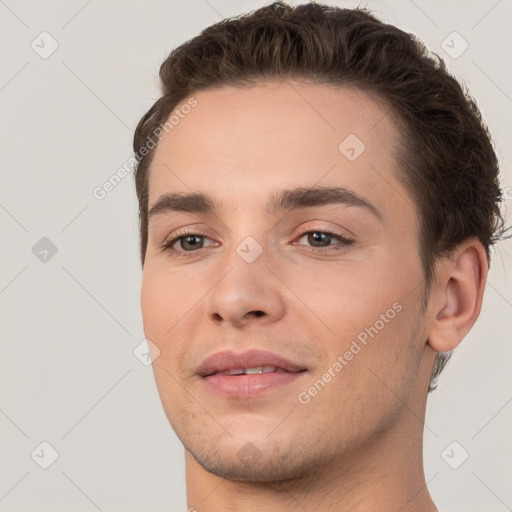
left=148, top=81, right=408, bottom=217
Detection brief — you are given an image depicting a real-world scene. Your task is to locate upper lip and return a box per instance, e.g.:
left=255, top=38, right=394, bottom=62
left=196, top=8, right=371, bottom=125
left=196, top=349, right=307, bottom=377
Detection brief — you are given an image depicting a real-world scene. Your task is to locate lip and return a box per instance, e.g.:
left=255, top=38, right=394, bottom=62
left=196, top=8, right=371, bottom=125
left=197, top=349, right=308, bottom=398
left=197, top=349, right=306, bottom=376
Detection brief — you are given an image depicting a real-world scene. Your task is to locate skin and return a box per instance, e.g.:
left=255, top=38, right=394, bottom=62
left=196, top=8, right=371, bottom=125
left=140, top=81, right=488, bottom=512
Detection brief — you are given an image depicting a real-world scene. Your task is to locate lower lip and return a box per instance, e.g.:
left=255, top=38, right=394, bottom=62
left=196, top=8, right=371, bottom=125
left=201, top=371, right=307, bottom=398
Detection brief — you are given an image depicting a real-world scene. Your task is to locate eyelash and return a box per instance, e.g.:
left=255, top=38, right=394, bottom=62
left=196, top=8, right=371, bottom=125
left=161, top=228, right=354, bottom=258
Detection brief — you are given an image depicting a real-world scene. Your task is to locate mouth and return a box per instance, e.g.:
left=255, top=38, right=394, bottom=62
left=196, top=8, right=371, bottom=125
left=197, top=349, right=308, bottom=398
left=207, top=365, right=301, bottom=376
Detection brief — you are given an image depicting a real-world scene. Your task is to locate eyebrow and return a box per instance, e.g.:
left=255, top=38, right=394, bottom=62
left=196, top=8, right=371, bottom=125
left=148, top=186, right=382, bottom=221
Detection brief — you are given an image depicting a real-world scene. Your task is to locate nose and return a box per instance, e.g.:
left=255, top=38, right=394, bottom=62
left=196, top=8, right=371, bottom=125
left=207, top=245, right=286, bottom=329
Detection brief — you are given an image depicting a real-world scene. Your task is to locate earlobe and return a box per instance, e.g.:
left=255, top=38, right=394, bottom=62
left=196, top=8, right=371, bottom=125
left=427, top=240, right=488, bottom=353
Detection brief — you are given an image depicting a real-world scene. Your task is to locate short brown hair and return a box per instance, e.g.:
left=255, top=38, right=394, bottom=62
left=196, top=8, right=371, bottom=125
left=133, top=1, right=507, bottom=391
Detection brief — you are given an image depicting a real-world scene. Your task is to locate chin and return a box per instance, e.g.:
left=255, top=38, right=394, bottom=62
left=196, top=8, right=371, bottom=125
left=186, top=435, right=332, bottom=483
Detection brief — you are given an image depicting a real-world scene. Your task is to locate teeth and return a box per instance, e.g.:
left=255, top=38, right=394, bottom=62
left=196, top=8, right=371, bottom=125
left=216, top=366, right=278, bottom=375
left=243, top=366, right=264, bottom=374
left=244, top=366, right=277, bottom=374
left=219, top=368, right=245, bottom=375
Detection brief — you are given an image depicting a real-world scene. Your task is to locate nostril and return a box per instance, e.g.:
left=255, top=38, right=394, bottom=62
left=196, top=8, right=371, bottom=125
left=252, top=310, right=265, bottom=317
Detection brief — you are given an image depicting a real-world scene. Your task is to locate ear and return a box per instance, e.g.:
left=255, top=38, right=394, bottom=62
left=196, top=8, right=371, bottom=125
left=427, top=239, right=488, bottom=353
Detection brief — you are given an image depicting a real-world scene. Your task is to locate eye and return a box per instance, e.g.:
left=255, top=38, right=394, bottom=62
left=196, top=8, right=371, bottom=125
left=161, top=228, right=354, bottom=258
left=161, top=232, right=217, bottom=256
left=294, top=229, right=354, bottom=253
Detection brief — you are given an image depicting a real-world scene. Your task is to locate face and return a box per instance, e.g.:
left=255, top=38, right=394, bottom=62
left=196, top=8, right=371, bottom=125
left=141, top=81, right=430, bottom=481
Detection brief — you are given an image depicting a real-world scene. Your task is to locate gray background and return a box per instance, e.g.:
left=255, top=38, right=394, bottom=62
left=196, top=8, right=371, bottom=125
left=1, top=0, right=511, bottom=511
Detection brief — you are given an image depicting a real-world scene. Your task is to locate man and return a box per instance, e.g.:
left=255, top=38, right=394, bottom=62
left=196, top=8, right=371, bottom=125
left=133, top=2, right=506, bottom=510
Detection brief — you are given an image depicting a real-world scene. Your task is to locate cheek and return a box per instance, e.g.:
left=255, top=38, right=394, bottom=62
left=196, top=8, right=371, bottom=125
left=141, top=267, right=186, bottom=363
left=141, top=268, right=193, bottom=418
left=287, top=247, right=424, bottom=376
left=141, top=263, right=192, bottom=331
left=141, top=271, right=166, bottom=338
left=141, top=264, right=206, bottom=380
left=286, top=254, right=412, bottom=332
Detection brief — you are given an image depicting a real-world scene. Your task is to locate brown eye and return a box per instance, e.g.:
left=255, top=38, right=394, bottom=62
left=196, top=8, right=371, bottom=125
left=295, top=230, right=354, bottom=252
left=305, top=232, right=334, bottom=247
left=176, top=235, right=205, bottom=251
left=162, top=232, right=217, bottom=257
